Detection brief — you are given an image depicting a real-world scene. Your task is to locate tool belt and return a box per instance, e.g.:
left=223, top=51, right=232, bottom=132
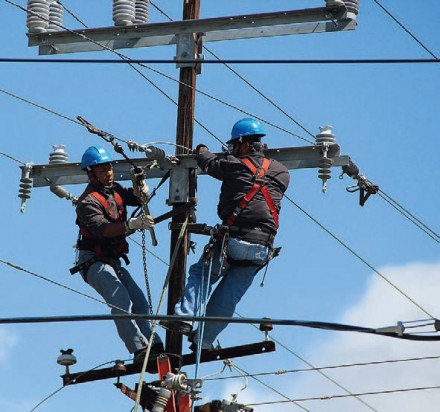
left=76, top=238, right=129, bottom=264
left=227, top=226, right=275, bottom=248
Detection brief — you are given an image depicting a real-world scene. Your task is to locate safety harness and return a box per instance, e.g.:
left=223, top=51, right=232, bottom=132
left=226, top=157, right=279, bottom=228
left=76, top=188, right=129, bottom=261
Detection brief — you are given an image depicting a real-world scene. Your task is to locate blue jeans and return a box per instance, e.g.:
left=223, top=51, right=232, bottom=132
left=174, top=237, right=270, bottom=349
left=77, top=251, right=162, bottom=354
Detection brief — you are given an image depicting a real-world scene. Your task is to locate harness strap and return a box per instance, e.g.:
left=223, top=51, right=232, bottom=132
left=77, top=188, right=128, bottom=260
left=89, top=190, right=125, bottom=221
left=226, top=157, right=279, bottom=227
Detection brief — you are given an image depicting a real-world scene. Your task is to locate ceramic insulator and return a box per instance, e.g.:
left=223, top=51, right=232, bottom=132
left=113, top=0, right=135, bottom=26
left=48, top=1, right=63, bottom=32
left=134, top=0, right=149, bottom=24
left=27, top=0, right=50, bottom=33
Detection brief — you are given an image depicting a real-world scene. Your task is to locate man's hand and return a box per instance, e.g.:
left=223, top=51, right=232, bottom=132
left=130, top=167, right=149, bottom=199
left=127, top=215, right=154, bottom=231
left=194, top=144, right=208, bottom=154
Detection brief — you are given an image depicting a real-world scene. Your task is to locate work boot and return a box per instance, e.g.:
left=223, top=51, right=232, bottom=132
left=159, top=320, right=193, bottom=336
left=134, top=342, right=165, bottom=364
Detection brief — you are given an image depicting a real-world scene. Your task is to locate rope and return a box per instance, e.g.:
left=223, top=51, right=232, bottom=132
left=134, top=213, right=189, bottom=412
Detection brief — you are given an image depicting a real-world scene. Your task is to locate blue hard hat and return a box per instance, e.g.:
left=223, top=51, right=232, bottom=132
left=227, top=118, right=266, bottom=144
left=81, top=146, right=113, bottom=170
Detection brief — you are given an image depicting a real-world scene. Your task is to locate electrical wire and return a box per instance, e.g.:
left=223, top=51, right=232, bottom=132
left=204, top=353, right=440, bottom=382
left=0, top=150, right=25, bottom=165
left=0, top=87, right=81, bottom=126
left=373, top=0, right=438, bottom=60
left=235, top=313, right=377, bottom=411
left=57, top=0, right=89, bottom=29
left=0, top=258, right=131, bottom=315
left=30, top=358, right=126, bottom=411
left=227, top=361, right=309, bottom=411
left=378, top=190, right=439, bottom=243
left=151, top=0, right=316, bottom=144
left=284, top=193, right=435, bottom=319
left=2, top=4, right=436, bottom=408
left=5, top=0, right=311, bottom=145
left=2, top=58, right=438, bottom=64
left=248, top=384, right=440, bottom=406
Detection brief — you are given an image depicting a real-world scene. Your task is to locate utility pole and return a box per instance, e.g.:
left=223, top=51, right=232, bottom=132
left=167, top=0, right=201, bottom=356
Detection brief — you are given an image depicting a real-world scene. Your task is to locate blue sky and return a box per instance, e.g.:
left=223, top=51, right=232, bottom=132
left=1, top=1, right=439, bottom=411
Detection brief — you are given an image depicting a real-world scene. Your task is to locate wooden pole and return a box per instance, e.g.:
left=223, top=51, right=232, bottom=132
left=166, top=0, right=201, bottom=356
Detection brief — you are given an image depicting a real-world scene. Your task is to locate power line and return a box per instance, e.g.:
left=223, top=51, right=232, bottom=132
left=150, top=1, right=316, bottom=141
left=2, top=313, right=440, bottom=341
left=4, top=0, right=310, bottom=146
left=248, top=384, right=440, bottom=406
left=1, top=58, right=438, bottom=64
left=30, top=358, right=127, bottom=411
left=205, top=354, right=440, bottom=382
left=378, top=190, right=439, bottom=243
left=0, top=150, right=25, bottom=165
left=374, top=0, right=438, bottom=60
left=57, top=0, right=88, bottom=29
left=226, top=361, right=309, bottom=411
left=0, top=87, right=81, bottom=126
left=284, top=194, right=435, bottom=319
left=237, top=314, right=378, bottom=411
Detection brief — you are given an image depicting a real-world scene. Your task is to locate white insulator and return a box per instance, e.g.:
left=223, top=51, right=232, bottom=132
left=152, top=387, right=172, bottom=412
left=134, top=0, right=149, bottom=24
left=315, top=125, right=336, bottom=145
left=113, top=0, right=136, bottom=26
left=27, top=0, right=50, bottom=33
left=163, top=372, right=187, bottom=391
left=49, top=144, right=69, bottom=164
left=48, top=1, right=63, bottom=32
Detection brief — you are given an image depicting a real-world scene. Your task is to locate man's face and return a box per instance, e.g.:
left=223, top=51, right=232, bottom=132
left=232, top=141, right=250, bottom=157
left=91, top=163, right=114, bottom=187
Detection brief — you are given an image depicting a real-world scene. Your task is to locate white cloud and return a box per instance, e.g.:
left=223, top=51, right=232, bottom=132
left=0, top=328, right=17, bottom=363
left=220, top=261, right=440, bottom=411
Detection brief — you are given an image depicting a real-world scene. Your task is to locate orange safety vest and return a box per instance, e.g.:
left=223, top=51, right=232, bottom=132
left=226, top=157, right=279, bottom=228
left=77, top=189, right=128, bottom=259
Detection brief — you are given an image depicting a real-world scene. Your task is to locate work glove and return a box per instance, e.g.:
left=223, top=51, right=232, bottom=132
left=194, top=144, right=208, bottom=154
left=130, top=167, right=149, bottom=199
left=127, top=215, right=154, bottom=231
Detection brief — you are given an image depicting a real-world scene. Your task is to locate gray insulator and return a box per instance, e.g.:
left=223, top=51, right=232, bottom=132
left=145, top=146, right=166, bottom=161
left=134, top=0, right=150, bottom=24
left=27, top=0, right=50, bottom=33
left=49, top=145, right=69, bottom=164
left=57, top=349, right=77, bottom=366
left=343, top=0, right=359, bottom=20
left=325, top=0, right=345, bottom=8
left=48, top=1, right=63, bottom=32
left=18, top=163, right=33, bottom=213
left=50, top=184, right=78, bottom=204
left=316, top=126, right=335, bottom=193
left=113, top=0, right=136, bottom=26
left=152, top=387, right=172, bottom=412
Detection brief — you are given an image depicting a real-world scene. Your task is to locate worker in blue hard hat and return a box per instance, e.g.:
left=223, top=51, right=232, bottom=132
left=161, top=118, right=290, bottom=352
left=74, top=145, right=164, bottom=362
